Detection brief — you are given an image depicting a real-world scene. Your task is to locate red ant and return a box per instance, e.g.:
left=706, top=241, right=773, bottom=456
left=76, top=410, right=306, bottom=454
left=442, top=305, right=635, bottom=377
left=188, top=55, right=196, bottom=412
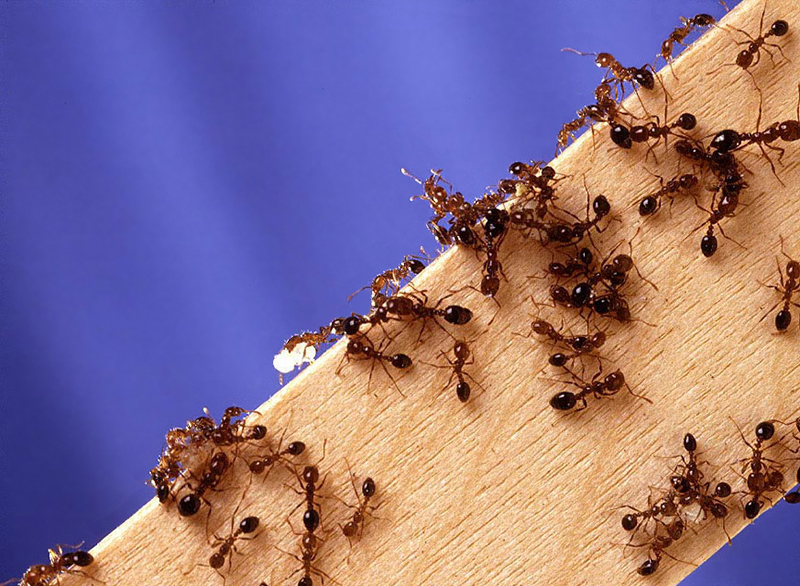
left=759, top=236, right=799, bottom=331
left=658, top=14, right=716, bottom=72
left=548, top=369, right=649, bottom=411
left=638, top=173, right=698, bottom=216
left=348, top=249, right=428, bottom=307
left=248, top=428, right=306, bottom=480
left=714, top=2, right=789, bottom=84
left=426, top=338, right=485, bottom=403
left=5, top=545, right=96, bottom=586
left=562, top=48, right=657, bottom=100
left=200, top=512, right=260, bottom=582
left=336, top=461, right=379, bottom=543
left=732, top=420, right=785, bottom=519
left=336, top=334, right=412, bottom=396
left=609, top=112, right=697, bottom=160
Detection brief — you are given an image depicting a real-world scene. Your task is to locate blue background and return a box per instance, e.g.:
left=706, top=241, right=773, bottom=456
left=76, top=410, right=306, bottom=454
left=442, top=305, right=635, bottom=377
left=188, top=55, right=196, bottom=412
left=2, top=1, right=797, bottom=583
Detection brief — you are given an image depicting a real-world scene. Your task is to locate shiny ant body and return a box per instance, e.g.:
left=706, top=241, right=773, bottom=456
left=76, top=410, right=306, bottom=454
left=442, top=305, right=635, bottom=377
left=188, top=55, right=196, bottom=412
left=761, top=237, right=799, bottom=331
left=659, top=14, right=716, bottom=69
left=429, top=339, right=483, bottom=403
left=734, top=421, right=785, bottom=519
left=337, top=334, right=412, bottom=395
left=562, top=49, right=656, bottom=98
left=206, top=514, right=260, bottom=577
left=349, top=251, right=427, bottom=307
left=178, top=451, right=230, bottom=517
left=338, top=464, right=378, bottom=541
left=528, top=318, right=606, bottom=371
left=718, top=3, right=789, bottom=77
left=638, top=174, right=698, bottom=216
left=8, top=545, right=94, bottom=586
left=609, top=112, right=696, bottom=155
left=549, top=369, right=647, bottom=411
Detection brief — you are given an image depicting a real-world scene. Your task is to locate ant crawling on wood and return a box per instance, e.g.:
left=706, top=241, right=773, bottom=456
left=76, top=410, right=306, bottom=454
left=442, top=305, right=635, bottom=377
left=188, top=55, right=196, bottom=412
left=4, top=545, right=97, bottom=586
left=336, top=461, right=380, bottom=543
left=425, top=338, right=485, bottom=403
left=336, top=333, right=412, bottom=396
left=248, top=427, right=306, bottom=480
left=349, top=249, right=429, bottom=307
left=658, top=13, right=716, bottom=73
left=760, top=236, right=799, bottom=331
left=638, top=173, right=698, bottom=217
left=562, top=48, right=657, bottom=99
left=523, top=315, right=607, bottom=373
left=713, top=1, right=789, bottom=84
left=732, top=420, right=785, bottom=519
left=549, top=368, right=649, bottom=411
left=610, top=112, right=697, bottom=160
left=193, top=509, right=260, bottom=582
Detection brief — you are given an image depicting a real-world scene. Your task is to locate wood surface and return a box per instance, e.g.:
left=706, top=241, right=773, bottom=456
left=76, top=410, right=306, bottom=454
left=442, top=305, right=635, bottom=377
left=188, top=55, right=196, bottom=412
left=62, top=0, right=800, bottom=584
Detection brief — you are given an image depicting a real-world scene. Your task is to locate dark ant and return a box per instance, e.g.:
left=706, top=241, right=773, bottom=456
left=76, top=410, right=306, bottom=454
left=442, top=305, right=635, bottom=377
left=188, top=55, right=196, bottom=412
left=549, top=369, right=649, bottom=411
left=545, top=181, right=611, bottom=246
left=526, top=317, right=606, bottom=371
left=6, top=545, right=95, bottom=586
left=205, top=514, right=260, bottom=578
left=659, top=14, right=716, bottom=71
left=715, top=2, right=789, bottom=80
left=693, top=193, right=745, bottom=258
left=281, top=456, right=333, bottom=586
left=760, top=236, right=799, bottom=331
left=336, top=334, right=412, bottom=396
left=382, top=289, right=473, bottom=336
left=178, top=451, right=229, bottom=517
left=638, top=174, right=698, bottom=217
left=248, top=429, right=306, bottom=480
left=337, top=462, right=379, bottom=542
left=609, top=112, right=697, bottom=157
left=562, top=48, right=657, bottom=98
left=549, top=284, right=632, bottom=323
left=733, top=420, right=785, bottom=519
left=478, top=207, right=509, bottom=299
left=427, top=338, right=485, bottom=403
left=507, top=162, right=564, bottom=218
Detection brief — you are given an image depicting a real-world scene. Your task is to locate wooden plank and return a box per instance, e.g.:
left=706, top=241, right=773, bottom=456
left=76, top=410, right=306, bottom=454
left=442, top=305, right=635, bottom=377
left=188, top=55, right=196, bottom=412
left=62, top=0, right=800, bottom=584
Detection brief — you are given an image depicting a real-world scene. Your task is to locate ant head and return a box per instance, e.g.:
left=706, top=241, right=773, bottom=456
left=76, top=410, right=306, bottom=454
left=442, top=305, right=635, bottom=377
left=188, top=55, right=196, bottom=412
left=302, top=466, right=319, bottom=484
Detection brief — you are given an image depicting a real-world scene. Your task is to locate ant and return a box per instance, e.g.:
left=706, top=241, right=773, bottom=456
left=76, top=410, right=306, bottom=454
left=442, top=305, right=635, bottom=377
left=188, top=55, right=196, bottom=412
left=760, top=236, right=799, bottom=331
left=549, top=284, right=632, bottom=323
left=204, top=513, right=260, bottom=580
left=526, top=317, right=606, bottom=371
left=5, top=545, right=95, bottom=586
left=715, top=2, right=789, bottom=83
left=337, top=462, right=379, bottom=542
left=609, top=112, right=697, bottom=159
left=427, top=338, right=485, bottom=403
left=658, top=14, right=716, bottom=71
left=638, top=173, right=698, bottom=217
left=545, top=181, right=611, bottom=246
left=177, top=451, right=229, bottom=517
left=693, top=192, right=745, bottom=258
left=477, top=207, right=509, bottom=299
left=555, top=81, right=631, bottom=154
left=248, top=429, right=306, bottom=480
left=275, top=318, right=349, bottom=382
left=733, top=420, right=785, bottom=519
left=336, top=334, right=412, bottom=396
left=562, top=49, right=657, bottom=100
left=548, top=369, right=648, bottom=411
left=348, top=250, right=428, bottom=306
left=382, top=289, right=473, bottom=339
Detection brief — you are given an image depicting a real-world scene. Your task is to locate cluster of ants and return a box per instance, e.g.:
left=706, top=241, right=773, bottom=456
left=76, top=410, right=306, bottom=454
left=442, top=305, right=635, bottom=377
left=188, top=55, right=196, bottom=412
left=623, top=417, right=800, bottom=576
left=146, top=406, right=378, bottom=586
left=9, top=3, right=800, bottom=586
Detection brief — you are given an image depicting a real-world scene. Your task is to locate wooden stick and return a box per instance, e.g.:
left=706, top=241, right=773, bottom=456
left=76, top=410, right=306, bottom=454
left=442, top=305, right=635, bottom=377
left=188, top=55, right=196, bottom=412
left=65, top=0, right=799, bottom=584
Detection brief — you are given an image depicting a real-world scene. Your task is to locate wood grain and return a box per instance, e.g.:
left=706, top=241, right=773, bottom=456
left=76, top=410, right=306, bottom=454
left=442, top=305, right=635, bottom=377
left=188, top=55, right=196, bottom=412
left=64, top=0, right=800, bottom=584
